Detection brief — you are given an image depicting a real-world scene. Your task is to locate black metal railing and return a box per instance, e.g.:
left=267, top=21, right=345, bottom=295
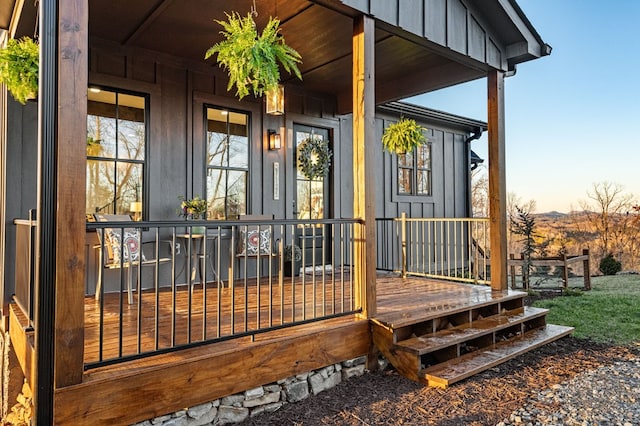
left=84, top=218, right=362, bottom=369
left=376, top=214, right=490, bottom=284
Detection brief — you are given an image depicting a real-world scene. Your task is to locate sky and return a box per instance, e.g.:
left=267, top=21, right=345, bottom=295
left=406, top=0, right=640, bottom=213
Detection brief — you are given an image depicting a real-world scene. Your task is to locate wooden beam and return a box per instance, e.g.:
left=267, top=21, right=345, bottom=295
left=487, top=70, right=507, bottom=291
left=54, top=0, right=88, bottom=387
left=352, top=15, right=376, bottom=317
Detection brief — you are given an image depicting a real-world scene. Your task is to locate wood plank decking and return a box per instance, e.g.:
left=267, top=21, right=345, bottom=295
left=84, top=272, right=355, bottom=364
left=8, top=273, right=572, bottom=424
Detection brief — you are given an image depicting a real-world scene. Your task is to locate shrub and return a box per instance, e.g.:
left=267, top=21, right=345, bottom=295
left=599, top=253, right=622, bottom=275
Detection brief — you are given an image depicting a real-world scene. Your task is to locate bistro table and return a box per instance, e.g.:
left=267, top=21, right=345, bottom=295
left=175, top=230, right=220, bottom=285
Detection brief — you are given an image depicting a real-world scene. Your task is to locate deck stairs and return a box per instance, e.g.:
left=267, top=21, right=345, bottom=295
left=371, top=290, right=573, bottom=388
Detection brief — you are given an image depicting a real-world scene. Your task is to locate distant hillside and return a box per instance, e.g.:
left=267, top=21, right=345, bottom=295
left=535, top=211, right=568, bottom=219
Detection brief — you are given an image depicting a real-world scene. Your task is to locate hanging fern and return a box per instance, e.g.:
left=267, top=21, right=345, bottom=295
left=0, top=37, right=39, bottom=105
left=205, top=12, right=302, bottom=99
left=382, top=117, right=427, bottom=154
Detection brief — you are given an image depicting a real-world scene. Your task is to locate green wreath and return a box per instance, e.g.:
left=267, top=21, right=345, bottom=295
left=297, top=138, right=332, bottom=180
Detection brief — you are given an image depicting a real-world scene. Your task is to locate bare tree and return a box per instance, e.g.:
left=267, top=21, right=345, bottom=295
left=578, top=181, right=637, bottom=264
left=471, top=173, right=488, bottom=217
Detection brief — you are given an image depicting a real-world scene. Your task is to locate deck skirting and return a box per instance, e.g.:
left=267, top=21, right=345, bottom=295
left=53, top=316, right=370, bottom=425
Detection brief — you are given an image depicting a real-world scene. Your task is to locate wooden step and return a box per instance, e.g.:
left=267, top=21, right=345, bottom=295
left=420, top=324, right=574, bottom=388
left=396, top=306, right=549, bottom=355
left=375, top=290, right=527, bottom=329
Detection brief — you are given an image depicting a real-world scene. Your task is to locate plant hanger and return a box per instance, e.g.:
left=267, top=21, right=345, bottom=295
left=204, top=0, right=302, bottom=100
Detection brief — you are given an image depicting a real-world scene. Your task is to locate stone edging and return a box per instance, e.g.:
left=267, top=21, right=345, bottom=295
left=132, top=356, right=368, bottom=426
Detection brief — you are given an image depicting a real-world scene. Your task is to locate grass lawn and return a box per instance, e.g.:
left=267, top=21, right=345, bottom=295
left=533, top=274, right=640, bottom=345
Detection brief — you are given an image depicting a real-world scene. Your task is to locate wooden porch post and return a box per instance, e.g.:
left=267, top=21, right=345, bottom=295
left=53, top=0, right=88, bottom=387
left=35, top=1, right=88, bottom=413
left=487, top=70, right=507, bottom=291
left=353, top=15, right=376, bottom=317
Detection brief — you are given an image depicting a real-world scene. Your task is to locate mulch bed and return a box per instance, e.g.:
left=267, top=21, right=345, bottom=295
left=240, top=291, right=639, bottom=426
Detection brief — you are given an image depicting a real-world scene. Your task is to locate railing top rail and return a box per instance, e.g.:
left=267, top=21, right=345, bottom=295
left=86, top=217, right=363, bottom=231
left=14, top=218, right=37, bottom=227
left=377, top=217, right=489, bottom=223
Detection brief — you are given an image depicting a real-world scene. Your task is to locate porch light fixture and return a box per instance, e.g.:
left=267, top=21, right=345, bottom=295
left=268, top=130, right=281, bottom=150
left=266, top=84, right=284, bottom=115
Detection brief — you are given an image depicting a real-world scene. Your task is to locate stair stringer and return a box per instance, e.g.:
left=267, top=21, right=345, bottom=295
left=371, top=321, right=422, bottom=383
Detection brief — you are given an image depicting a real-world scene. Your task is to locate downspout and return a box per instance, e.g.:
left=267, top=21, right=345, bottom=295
left=465, top=127, right=484, bottom=218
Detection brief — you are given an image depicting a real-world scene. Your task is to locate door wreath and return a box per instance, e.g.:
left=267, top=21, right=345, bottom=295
left=297, top=138, right=332, bottom=180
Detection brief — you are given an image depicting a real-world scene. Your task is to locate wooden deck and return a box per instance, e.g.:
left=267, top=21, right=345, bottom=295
left=9, top=273, right=567, bottom=424
left=83, top=273, right=518, bottom=365
left=84, top=271, right=355, bottom=365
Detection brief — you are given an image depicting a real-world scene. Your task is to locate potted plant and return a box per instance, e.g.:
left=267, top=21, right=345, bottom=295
left=0, top=36, right=39, bottom=105
left=177, top=195, right=208, bottom=234
left=204, top=12, right=302, bottom=100
left=381, top=117, right=427, bottom=155
left=283, top=244, right=302, bottom=277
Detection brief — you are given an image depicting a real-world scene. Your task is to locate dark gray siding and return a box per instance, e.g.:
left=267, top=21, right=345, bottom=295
left=2, top=98, right=38, bottom=308
left=340, top=0, right=505, bottom=70
left=337, top=112, right=473, bottom=221
left=5, top=41, right=477, bottom=297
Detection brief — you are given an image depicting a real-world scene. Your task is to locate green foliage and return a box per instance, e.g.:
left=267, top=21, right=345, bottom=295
left=510, top=205, right=538, bottom=287
left=599, top=253, right=622, bottom=275
left=297, top=137, right=332, bottom=180
left=0, top=37, right=39, bottom=104
left=534, top=275, right=640, bottom=345
left=205, top=12, right=302, bottom=99
left=381, top=117, right=427, bottom=154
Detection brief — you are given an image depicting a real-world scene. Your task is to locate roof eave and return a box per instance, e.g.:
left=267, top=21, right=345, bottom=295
left=379, top=101, right=488, bottom=133
left=501, top=0, right=552, bottom=67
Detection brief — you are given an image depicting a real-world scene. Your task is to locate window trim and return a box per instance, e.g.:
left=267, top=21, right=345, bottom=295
left=203, top=104, right=251, bottom=220
left=86, top=85, right=150, bottom=219
left=395, top=142, right=433, bottom=198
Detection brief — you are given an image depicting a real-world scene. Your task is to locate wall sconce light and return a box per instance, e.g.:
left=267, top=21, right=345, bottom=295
left=266, top=84, right=284, bottom=115
left=130, top=201, right=142, bottom=221
left=268, top=130, right=281, bottom=150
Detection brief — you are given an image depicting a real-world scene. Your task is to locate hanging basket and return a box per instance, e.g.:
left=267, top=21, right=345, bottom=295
left=0, top=37, right=39, bottom=105
left=297, top=138, right=332, bottom=180
left=204, top=12, right=302, bottom=100
left=382, top=117, right=427, bottom=154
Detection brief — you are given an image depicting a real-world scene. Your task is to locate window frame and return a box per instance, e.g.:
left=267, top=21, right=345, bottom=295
left=86, top=85, right=150, bottom=219
left=204, top=104, right=251, bottom=220
left=396, top=142, right=432, bottom=197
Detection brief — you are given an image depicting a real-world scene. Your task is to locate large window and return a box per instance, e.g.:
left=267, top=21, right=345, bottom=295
left=205, top=107, right=249, bottom=219
left=398, top=144, right=432, bottom=196
left=86, top=88, right=147, bottom=217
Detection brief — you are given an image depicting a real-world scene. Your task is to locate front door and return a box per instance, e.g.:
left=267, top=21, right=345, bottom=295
left=293, top=125, right=331, bottom=267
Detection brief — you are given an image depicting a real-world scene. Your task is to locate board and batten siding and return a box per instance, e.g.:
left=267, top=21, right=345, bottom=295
left=339, top=111, right=473, bottom=221
left=4, top=39, right=478, bottom=298
left=1, top=99, right=38, bottom=311
left=339, top=0, right=505, bottom=70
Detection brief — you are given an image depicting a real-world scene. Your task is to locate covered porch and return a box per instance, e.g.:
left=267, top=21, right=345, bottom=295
left=0, top=0, right=554, bottom=423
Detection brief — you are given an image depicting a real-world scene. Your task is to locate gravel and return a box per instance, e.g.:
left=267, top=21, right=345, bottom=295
left=498, top=357, right=640, bottom=426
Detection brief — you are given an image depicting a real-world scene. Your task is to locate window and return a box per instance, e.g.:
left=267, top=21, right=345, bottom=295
left=205, top=107, right=249, bottom=219
left=86, top=87, right=147, bottom=218
left=398, top=144, right=431, bottom=196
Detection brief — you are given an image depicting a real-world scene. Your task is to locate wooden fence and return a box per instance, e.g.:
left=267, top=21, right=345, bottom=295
left=509, top=249, right=591, bottom=291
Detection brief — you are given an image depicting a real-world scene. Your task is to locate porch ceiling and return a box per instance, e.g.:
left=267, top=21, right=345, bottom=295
left=86, top=0, right=485, bottom=109
left=1, top=0, right=490, bottom=109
